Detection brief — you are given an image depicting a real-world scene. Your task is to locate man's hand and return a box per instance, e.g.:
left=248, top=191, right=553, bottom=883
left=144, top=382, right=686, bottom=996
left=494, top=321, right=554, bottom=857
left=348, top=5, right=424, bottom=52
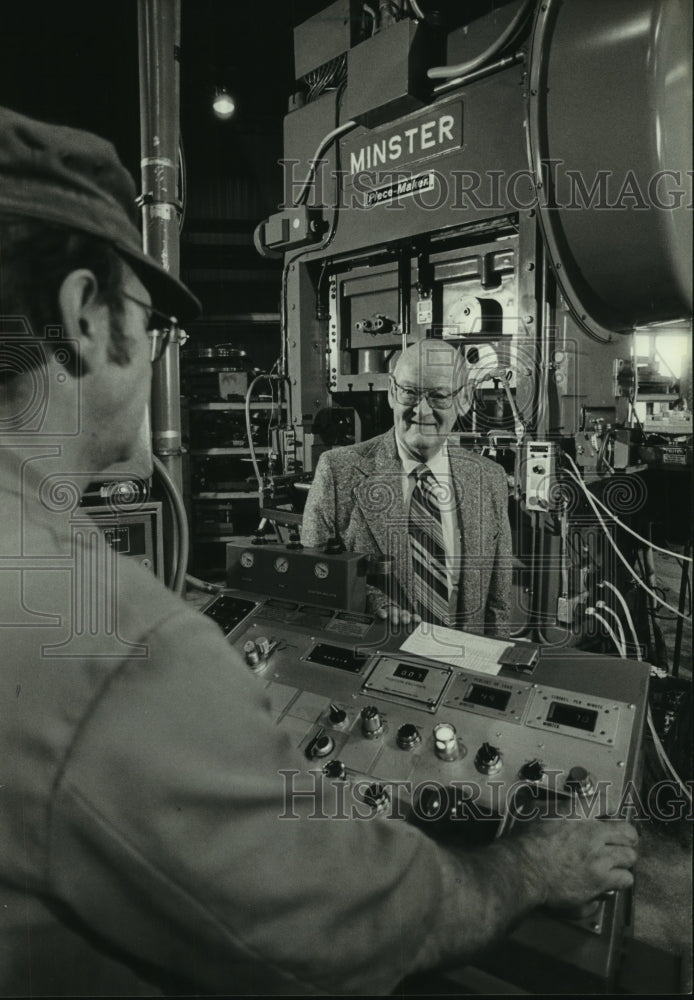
left=376, top=604, right=422, bottom=627
left=516, top=817, right=639, bottom=911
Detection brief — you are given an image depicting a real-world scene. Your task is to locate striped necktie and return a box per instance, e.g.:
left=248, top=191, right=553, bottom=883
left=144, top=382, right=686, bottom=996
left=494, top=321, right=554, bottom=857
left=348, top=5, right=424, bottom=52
left=408, top=465, right=449, bottom=625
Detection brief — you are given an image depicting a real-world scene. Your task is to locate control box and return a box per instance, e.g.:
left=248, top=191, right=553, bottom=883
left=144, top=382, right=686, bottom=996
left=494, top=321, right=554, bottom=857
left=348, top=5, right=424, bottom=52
left=524, top=440, right=557, bottom=511
left=226, top=541, right=369, bottom=611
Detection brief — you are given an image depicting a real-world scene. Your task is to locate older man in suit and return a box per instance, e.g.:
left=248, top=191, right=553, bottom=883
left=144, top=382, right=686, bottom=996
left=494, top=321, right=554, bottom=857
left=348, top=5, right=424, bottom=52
left=302, top=340, right=512, bottom=635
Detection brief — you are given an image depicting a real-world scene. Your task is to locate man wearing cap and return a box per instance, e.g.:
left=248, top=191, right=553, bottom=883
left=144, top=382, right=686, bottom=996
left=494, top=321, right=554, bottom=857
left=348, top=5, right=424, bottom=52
left=302, top=340, right=512, bottom=636
left=0, top=106, right=639, bottom=996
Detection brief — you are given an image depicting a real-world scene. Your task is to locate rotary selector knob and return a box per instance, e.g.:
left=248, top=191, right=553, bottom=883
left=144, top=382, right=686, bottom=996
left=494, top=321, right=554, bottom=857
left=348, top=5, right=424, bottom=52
left=397, top=723, right=421, bottom=750
left=361, top=782, right=390, bottom=813
left=328, top=703, right=348, bottom=726
left=361, top=705, right=384, bottom=739
left=323, top=759, right=346, bottom=780
left=519, top=759, right=545, bottom=783
left=565, top=766, right=596, bottom=798
left=475, top=742, right=502, bottom=775
left=433, top=723, right=459, bottom=761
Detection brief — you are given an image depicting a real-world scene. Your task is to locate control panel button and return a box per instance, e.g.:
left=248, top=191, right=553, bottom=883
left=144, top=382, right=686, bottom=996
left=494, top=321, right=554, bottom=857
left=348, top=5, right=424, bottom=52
left=475, top=741, right=502, bottom=775
left=415, top=784, right=448, bottom=820
left=397, top=723, right=421, bottom=750
left=361, top=705, right=384, bottom=739
left=323, top=759, right=346, bottom=780
left=306, top=730, right=335, bottom=760
left=433, top=722, right=459, bottom=761
left=565, top=765, right=596, bottom=798
left=361, top=782, right=390, bottom=813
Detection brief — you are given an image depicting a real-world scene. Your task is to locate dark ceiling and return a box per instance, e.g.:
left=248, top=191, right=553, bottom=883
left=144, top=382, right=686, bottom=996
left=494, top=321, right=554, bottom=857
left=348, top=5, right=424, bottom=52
left=1, top=0, right=328, bottom=186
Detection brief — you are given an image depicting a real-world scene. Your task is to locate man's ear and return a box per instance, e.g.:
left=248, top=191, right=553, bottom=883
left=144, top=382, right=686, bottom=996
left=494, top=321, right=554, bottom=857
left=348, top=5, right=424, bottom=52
left=386, top=376, right=396, bottom=412
left=56, top=269, right=109, bottom=376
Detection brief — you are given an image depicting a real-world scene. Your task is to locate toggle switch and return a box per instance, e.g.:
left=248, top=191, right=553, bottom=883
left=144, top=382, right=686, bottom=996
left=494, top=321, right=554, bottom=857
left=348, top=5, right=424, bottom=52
left=475, top=742, right=502, bottom=775
left=328, top=703, right=348, bottom=727
left=519, top=759, right=545, bottom=783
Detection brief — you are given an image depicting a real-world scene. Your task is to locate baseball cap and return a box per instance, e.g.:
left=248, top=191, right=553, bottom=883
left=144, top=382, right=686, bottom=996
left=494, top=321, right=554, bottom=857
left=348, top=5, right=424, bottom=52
left=0, top=105, right=200, bottom=322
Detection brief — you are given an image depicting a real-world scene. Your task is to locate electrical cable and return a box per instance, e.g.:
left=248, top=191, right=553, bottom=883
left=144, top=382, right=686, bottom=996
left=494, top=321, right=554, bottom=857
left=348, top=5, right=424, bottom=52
left=245, top=373, right=291, bottom=490
left=281, top=81, right=350, bottom=380
left=293, top=119, right=357, bottom=207
left=363, top=2, right=377, bottom=33
left=585, top=608, right=626, bottom=658
left=564, top=456, right=692, bottom=620
left=152, top=454, right=189, bottom=596
left=647, top=707, right=692, bottom=805
left=594, top=601, right=627, bottom=657
left=178, top=133, right=187, bottom=233
left=427, top=0, right=534, bottom=79
left=569, top=472, right=692, bottom=563
left=185, top=573, right=223, bottom=594
left=599, top=580, right=641, bottom=657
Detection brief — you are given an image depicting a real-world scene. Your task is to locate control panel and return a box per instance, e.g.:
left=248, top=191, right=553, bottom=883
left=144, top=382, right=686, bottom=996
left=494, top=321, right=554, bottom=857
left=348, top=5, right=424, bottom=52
left=226, top=541, right=369, bottom=611
left=202, top=589, right=649, bottom=993
left=204, top=592, right=644, bottom=822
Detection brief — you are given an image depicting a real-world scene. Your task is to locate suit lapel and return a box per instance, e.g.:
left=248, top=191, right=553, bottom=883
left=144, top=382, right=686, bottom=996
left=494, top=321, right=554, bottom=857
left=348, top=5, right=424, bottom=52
left=353, top=431, right=412, bottom=604
left=448, top=444, right=483, bottom=624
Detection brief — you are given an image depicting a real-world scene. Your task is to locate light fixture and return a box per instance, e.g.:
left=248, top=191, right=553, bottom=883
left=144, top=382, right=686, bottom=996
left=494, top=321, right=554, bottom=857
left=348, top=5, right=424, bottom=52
left=213, top=87, right=236, bottom=120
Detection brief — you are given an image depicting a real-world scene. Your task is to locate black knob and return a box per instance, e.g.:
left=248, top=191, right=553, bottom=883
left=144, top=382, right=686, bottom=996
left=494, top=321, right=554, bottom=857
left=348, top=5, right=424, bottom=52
left=565, top=766, right=596, bottom=798
left=397, top=723, right=421, bottom=750
left=329, top=703, right=347, bottom=726
left=519, top=759, right=545, bottom=783
left=323, top=759, right=346, bottom=780
left=312, top=734, right=335, bottom=758
left=306, top=731, right=335, bottom=760
left=325, top=536, right=345, bottom=554
left=475, top=742, right=502, bottom=774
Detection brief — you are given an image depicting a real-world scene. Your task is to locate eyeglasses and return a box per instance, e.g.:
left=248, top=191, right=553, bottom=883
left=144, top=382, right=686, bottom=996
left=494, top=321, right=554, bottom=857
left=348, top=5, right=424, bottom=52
left=390, top=377, right=463, bottom=410
left=120, top=290, right=187, bottom=362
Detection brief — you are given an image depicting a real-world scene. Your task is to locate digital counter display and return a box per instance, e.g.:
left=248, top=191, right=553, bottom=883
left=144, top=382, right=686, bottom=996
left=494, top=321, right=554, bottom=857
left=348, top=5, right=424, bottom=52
left=394, top=663, right=429, bottom=684
left=547, top=701, right=598, bottom=733
left=464, top=684, right=511, bottom=712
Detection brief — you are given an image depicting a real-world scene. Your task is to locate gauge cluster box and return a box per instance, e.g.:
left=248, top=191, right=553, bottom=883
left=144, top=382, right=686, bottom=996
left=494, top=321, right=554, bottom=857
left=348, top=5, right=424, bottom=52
left=226, top=541, right=369, bottom=612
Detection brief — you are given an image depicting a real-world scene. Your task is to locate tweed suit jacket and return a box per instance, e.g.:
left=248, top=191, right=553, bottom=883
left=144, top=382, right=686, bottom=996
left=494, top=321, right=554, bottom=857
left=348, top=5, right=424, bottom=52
left=301, top=429, right=512, bottom=635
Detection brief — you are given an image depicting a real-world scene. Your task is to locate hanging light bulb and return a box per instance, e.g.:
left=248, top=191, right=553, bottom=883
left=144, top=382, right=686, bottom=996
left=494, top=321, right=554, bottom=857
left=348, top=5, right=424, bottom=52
left=213, top=87, right=236, bottom=120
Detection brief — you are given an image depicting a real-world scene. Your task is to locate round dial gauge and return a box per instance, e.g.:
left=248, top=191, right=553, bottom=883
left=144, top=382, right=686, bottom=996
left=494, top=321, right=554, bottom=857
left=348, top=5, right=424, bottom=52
left=240, top=551, right=254, bottom=569
left=314, top=561, right=329, bottom=580
left=274, top=556, right=289, bottom=574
